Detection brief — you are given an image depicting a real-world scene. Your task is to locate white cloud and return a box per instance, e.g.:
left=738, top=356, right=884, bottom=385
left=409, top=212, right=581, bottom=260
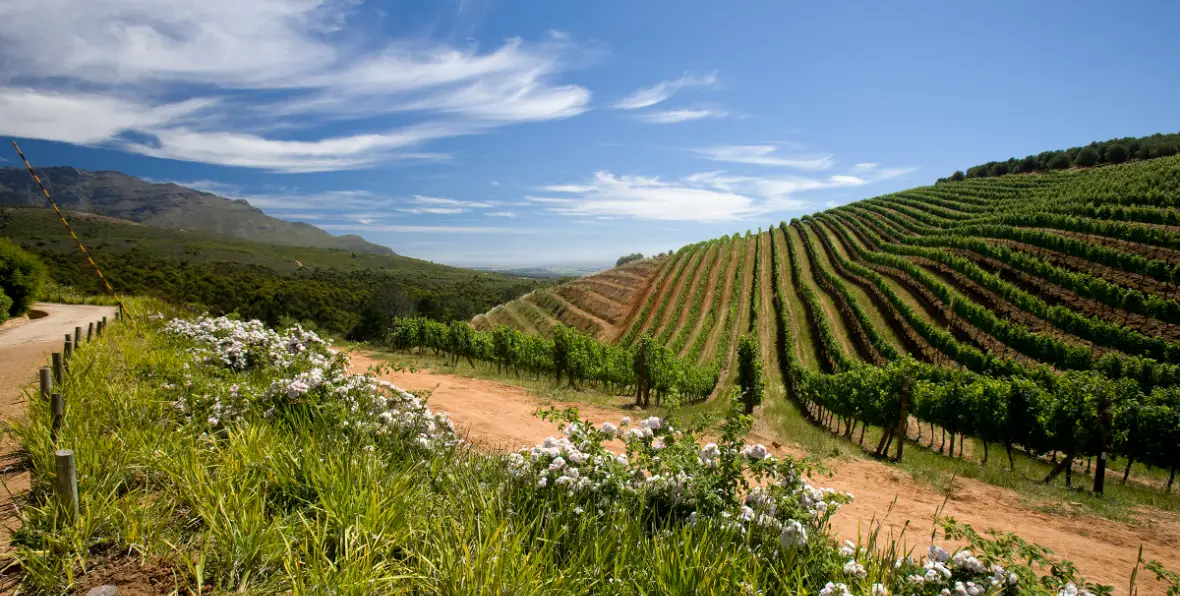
left=539, top=184, right=596, bottom=193
left=637, top=108, right=727, bottom=124
left=490, top=180, right=500, bottom=186
left=542, top=163, right=914, bottom=223
left=853, top=162, right=878, bottom=173
left=321, top=224, right=536, bottom=234
left=523, top=196, right=576, bottom=204
left=398, top=207, right=466, bottom=215
left=486, top=211, right=517, bottom=218
left=612, top=72, right=717, bottom=110
left=412, top=195, right=494, bottom=209
left=694, top=145, right=834, bottom=170
left=0, top=1, right=592, bottom=172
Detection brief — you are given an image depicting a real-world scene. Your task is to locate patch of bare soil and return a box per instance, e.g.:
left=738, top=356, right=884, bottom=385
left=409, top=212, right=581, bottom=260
left=67, top=552, right=178, bottom=595
left=0, top=342, right=58, bottom=554
left=351, top=351, right=1180, bottom=594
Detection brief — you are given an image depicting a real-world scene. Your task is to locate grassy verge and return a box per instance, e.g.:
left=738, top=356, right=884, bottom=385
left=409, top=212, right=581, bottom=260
left=7, top=305, right=1136, bottom=593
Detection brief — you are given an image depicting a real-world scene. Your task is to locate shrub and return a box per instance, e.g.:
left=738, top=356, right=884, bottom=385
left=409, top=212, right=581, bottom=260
left=1073, top=146, right=1099, bottom=167
left=0, top=238, right=47, bottom=318
left=0, top=288, right=11, bottom=324
left=1047, top=153, right=1072, bottom=170
left=616, top=253, right=644, bottom=267
left=1105, top=143, right=1129, bottom=164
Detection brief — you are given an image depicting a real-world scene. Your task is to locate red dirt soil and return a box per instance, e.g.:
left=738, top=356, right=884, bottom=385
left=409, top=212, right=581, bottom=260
left=349, top=350, right=1180, bottom=594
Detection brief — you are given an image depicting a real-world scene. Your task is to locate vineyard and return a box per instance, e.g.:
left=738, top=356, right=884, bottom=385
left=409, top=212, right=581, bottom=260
left=474, top=155, right=1180, bottom=493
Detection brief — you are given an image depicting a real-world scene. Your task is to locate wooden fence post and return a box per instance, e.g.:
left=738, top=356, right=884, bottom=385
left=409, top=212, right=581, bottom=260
left=63, top=335, right=72, bottom=364
left=96, top=320, right=103, bottom=338
left=50, top=392, right=64, bottom=441
left=102, top=316, right=108, bottom=329
left=74, top=326, right=82, bottom=349
left=52, top=353, right=63, bottom=386
left=894, top=376, right=913, bottom=462
left=54, top=450, right=78, bottom=522
left=39, top=367, right=52, bottom=400
left=87, top=322, right=94, bottom=342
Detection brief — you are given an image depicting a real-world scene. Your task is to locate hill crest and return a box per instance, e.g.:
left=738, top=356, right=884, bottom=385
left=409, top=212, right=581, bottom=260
left=0, top=166, right=393, bottom=255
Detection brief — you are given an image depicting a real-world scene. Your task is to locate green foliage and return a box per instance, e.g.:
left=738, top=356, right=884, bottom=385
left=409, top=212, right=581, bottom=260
left=736, top=334, right=763, bottom=413
left=0, top=236, right=47, bottom=318
left=953, top=131, right=1179, bottom=178
left=4, top=207, right=543, bottom=335
left=1074, top=146, right=1099, bottom=167
left=0, top=287, right=11, bottom=324
left=615, top=252, right=644, bottom=266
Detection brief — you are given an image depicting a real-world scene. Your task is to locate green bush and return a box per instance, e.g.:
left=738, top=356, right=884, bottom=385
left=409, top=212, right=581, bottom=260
left=0, top=237, right=47, bottom=318
left=0, top=287, right=12, bottom=324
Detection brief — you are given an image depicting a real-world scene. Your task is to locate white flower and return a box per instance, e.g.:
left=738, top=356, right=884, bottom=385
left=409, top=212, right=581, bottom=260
left=741, top=443, right=770, bottom=460
left=600, top=422, right=618, bottom=436
left=871, top=584, right=888, bottom=596
left=641, top=416, right=662, bottom=430
left=819, top=582, right=851, bottom=596
left=549, top=456, right=566, bottom=471
left=929, top=544, right=950, bottom=562
left=653, top=437, right=666, bottom=450
left=620, top=416, right=631, bottom=426
left=699, top=443, right=720, bottom=466
left=838, top=540, right=856, bottom=558
left=739, top=506, right=755, bottom=522
left=842, top=559, right=866, bottom=579
left=537, top=477, right=548, bottom=488
left=779, top=520, right=807, bottom=549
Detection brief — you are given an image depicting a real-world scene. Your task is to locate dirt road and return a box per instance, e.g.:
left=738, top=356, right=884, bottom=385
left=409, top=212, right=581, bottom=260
left=0, top=303, right=119, bottom=550
left=351, top=351, right=1179, bottom=594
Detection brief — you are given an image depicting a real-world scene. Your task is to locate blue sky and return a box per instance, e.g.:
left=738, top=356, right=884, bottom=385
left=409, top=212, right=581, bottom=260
left=2, top=1, right=1177, bottom=266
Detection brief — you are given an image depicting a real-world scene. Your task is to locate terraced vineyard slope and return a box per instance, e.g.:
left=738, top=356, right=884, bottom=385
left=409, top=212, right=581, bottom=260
left=476, top=155, right=1180, bottom=492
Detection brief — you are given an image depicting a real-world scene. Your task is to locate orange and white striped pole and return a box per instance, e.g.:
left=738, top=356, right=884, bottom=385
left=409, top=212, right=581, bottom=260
left=11, top=141, right=133, bottom=323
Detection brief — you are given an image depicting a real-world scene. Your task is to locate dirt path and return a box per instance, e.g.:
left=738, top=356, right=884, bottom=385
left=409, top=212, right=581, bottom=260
left=352, top=351, right=1179, bottom=594
left=0, top=303, right=119, bottom=552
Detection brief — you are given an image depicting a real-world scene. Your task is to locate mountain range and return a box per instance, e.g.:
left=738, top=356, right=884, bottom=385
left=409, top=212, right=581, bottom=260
left=0, top=166, right=392, bottom=255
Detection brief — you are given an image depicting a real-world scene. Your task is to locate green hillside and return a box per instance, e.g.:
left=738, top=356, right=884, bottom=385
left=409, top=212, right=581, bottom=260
left=0, top=206, right=545, bottom=336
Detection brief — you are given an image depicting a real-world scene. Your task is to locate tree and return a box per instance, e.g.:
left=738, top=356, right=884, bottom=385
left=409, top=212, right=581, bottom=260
left=0, top=238, right=47, bottom=319
left=1017, top=155, right=1039, bottom=173
left=950, top=170, right=966, bottom=182
left=1047, top=153, right=1071, bottom=170
left=1105, top=143, right=1129, bottom=164
left=1073, top=146, right=1099, bottom=167
left=616, top=253, right=644, bottom=267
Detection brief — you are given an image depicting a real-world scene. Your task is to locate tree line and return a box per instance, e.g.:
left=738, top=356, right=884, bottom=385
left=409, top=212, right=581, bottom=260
left=939, top=132, right=1180, bottom=182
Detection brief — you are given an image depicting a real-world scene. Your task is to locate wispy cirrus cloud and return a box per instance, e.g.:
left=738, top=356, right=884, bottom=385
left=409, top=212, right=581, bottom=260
left=486, top=211, right=517, bottom=218
left=637, top=108, right=728, bottom=124
left=536, top=162, right=915, bottom=223
left=0, top=1, right=592, bottom=172
left=612, top=71, right=717, bottom=109
left=693, top=145, right=835, bottom=170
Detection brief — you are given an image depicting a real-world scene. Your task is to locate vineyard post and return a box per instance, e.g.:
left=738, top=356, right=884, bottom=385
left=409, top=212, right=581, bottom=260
left=39, top=367, right=51, bottom=400
left=894, top=375, right=912, bottom=462
left=63, top=335, right=72, bottom=365
left=73, top=326, right=82, bottom=350
left=87, top=322, right=94, bottom=342
left=52, top=352, right=63, bottom=387
left=54, top=449, right=79, bottom=522
left=1094, top=394, right=1113, bottom=495
left=50, top=392, right=64, bottom=442
left=103, top=315, right=108, bottom=329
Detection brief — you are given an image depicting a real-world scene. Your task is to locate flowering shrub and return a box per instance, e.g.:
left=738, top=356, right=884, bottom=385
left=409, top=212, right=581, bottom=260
left=164, top=315, right=327, bottom=370
left=165, top=315, right=458, bottom=453
left=508, top=400, right=850, bottom=555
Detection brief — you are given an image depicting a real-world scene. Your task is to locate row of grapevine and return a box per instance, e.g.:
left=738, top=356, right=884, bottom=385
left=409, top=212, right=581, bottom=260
left=879, top=235, right=1180, bottom=364
left=783, top=223, right=852, bottom=373
left=797, top=220, right=901, bottom=363
left=391, top=317, right=718, bottom=402
left=617, top=252, right=683, bottom=346
left=664, top=241, right=719, bottom=351
left=683, top=236, right=739, bottom=363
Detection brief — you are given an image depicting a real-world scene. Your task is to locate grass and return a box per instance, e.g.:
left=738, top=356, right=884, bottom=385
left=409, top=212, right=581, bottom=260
left=8, top=303, right=1176, bottom=594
